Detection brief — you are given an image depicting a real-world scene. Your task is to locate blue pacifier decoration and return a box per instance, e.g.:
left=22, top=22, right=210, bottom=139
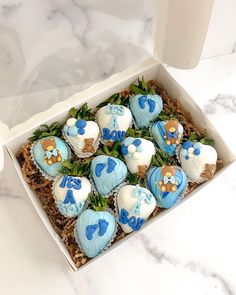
left=32, top=136, right=70, bottom=178
left=151, top=120, right=184, bottom=156
left=147, top=166, right=187, bottom=209
left=75, top=209, right=116, bottom=258
left=129, top=94, right=163, bottom=128
left=53, top=175, right=91, bottom=217
left=91, top=155, right=128, bottom=196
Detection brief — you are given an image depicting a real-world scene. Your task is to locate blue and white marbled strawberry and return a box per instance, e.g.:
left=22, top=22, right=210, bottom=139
left=75, top=209, right=116, bottom=258
left=129, top=94, right=163, bottom=128
left=90, top=155, right=128, bottom=196
left=147, top=166, right=187, bottom=209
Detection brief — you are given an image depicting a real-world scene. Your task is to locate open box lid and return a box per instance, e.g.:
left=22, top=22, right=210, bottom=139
left=0, top=0, right=214, bottom=171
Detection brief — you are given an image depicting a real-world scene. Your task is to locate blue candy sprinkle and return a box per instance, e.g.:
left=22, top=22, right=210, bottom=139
left=185, top=155, right=190, bottom=160
left=193, top=148, right=201, bottom=155
left=78, top=128, right=85, bottom=135
left=124, top=137, right=134, bottom=146
left=68, top=126, right=78, bottom=136
left=182, top=141, right=194, bottom=150
left=121, top=145, right=128, bottom=155
left=193, top=142, right=202, bottom=149
left=76, top=119, right=86, bottom=128
left=133, top=139, right=142, bottom=146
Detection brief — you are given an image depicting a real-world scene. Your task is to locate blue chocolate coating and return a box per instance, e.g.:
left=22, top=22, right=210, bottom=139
left=151, top=121, right=184, bottom=156
left=91, top=155, right=127, bottom=196
left=76, top=209, right=116, bottom=258
left=33, top=136, right=70, bottom=177
left=129, top=94, right=163, bottom=128
left=146, top=167, right=187, bottom=209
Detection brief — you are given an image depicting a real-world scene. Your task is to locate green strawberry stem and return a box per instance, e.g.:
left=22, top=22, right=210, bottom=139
left=96, top=142, right=121, bottom=159
left=128, top=173, right=146, bottom=187
left=28, top=122, right=62, bottom=142
left=68, top=103, right=95, bottom=121
left=60, top=159, right=91, bottom=177
left=126, top=127, right=153, bottom=141
left=89, top=193, right=109, bottom=212
left=185, top=131, right=215, bottom=146
left=151, top=149, right=177, bottom=167
left=130, top=77, right=157, bottom=95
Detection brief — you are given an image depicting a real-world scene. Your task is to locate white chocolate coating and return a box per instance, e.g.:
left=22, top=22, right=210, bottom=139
left=117, top=185, right=156, bottom=233
left=64, top=120, right=100, bottom=157
left=96, top=105, right=132, bottom=133
left=124, top=138, right=155, bottom=174
left=179, top=144, right=217, bottom=182
left=54, top=176, right=91, bottom=203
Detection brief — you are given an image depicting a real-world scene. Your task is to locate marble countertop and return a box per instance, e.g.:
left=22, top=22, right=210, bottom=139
left=0, top=52, right=236, bottom=295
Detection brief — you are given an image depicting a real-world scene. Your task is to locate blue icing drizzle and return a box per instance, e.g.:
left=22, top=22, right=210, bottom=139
left=130, top=94, right=163, bottom=128
left=57, top=200, right=84, bottom=217
left=152, top=121, right=183, bottom=157
left=91, top=155, right=127, bottom=196
left=76, top=209, right=116, bottom=258
left=146, top=167, right=187, bottom=209
left=33, top=136, right=69, bottom=177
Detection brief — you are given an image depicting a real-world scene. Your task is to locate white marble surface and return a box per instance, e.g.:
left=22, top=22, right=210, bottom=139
left=1, top=0, right=236, bottom=128
left=0, top=52, right=236, bottom=295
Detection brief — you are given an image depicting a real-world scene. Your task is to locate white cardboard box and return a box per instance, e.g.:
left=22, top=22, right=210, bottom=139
left=1, top=0, right=234, bottom=271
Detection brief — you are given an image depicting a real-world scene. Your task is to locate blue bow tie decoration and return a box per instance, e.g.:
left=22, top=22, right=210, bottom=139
left=130, top=186, right=154, bottom=216
left=163, top=176, right=176, bottom=185
left=46, top=149, right=58, bottom=159
left=167, top=131, right=177, bottom=139
left=106, top=104, right=125, bottom=129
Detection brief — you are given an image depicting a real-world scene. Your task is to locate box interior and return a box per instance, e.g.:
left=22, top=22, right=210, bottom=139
left=5, top=59, right=236, bottom=271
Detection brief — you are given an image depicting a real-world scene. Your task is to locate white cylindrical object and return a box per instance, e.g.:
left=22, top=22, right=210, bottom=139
left=154, top=0, right=214, bottom=69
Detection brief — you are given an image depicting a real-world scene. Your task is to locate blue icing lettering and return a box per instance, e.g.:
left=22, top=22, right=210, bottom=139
left=111, top=130, right=118, bottom=140
left=63, top=189, right=76, bottom=204
left=102, top=128, right=125, bottom=142
left=86, top=224, right=98, bottom=240
left=91, top=155, right=127, bottom=196
left=102, top=128, right=111, bottom=140
left=106, top=104, right=125, bottom=129
left=33, top=136, right=69, bottom=178
left=119, top=209, right=145, bottom=231
left=57, top=200, right=84, bottom=217
left=146, top=167, right=187, bottom=209
left=76, top=209, right=116, bottom=258
left=130, top=94, right=163, bottom=128
left=59, top=175, right=82, bottom=189
left=152, top=121, right=183, bottom=157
